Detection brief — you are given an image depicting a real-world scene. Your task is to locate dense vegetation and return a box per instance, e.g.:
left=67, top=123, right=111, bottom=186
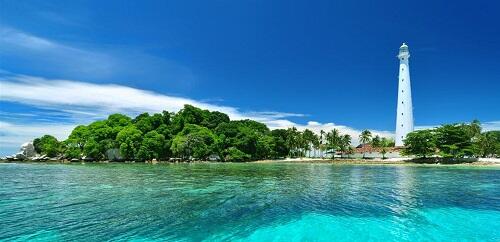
left=33, top=105, right=360, bottom=162
left=403, top=120, right=500, bottom=158
left=31, top=105, right=498, bottom=162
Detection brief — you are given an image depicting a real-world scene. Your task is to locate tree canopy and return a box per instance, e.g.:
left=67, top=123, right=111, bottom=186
left=32, top=104, right=350, bottom=162
left=403, top=121, right=499, bottom=158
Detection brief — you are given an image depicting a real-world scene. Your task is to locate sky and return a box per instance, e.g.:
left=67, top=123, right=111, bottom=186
left=1, top=0, right=499, bottom=155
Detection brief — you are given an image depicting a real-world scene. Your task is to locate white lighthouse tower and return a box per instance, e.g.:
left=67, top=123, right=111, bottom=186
left=395, top=43, right=414, bottom=146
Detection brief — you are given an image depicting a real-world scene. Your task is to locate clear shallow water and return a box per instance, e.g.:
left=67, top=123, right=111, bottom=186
left=0, top=163, right=499, bottom=241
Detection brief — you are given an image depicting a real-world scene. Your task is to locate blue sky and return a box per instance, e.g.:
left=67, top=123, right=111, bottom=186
left=1, top=0, right=499, bottom=155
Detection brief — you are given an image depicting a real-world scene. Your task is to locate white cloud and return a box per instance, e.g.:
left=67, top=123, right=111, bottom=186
left=267, top=120, right=394, bottom=145
left=0, top=74, right=297, bottom=123
left=0, top=26, right=116, bottom=78
left=481, top=121, right=500, bottom=132
left=0, top=121, right=76, bottom=154
left=0, top=26, right=194, bottom=85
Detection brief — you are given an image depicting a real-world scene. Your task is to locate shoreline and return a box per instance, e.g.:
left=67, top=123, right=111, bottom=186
left=253, top=158, right=500, bottom=166
left=1, top=157, right=499, bottom=167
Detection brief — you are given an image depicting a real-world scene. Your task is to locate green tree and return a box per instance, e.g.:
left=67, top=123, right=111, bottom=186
left=403, top=130, right=436, bottom=158
left=84, top=130, right=115, bottom=159
left=133, top=113, right=166, bottom=134
left=346, top=146, right=355, bottom=158
left=67, top=125, right=89, bottom=150
left=473, top=131, right=500, bottom=157
left=224, top=147, right=251, bottom=162
left=380, top=147, right=388, bottom=159
left=381, top=137, right=395, bottom=147
left=137, top=131, right=166, bottom=161
left=134, top=113, right=154, bottom=133
left=215, top=122, right=240, bottom=148
left=107, top=113, right=132, bottom=128
left=171, top=124, right=218, bottom=160
left=319, top=130, right=326, bottom=158
left=215, top=120, right=268, bottom=160
left=171, top=105, right=207, bottom=133
left=311, top=132, right=321, bottom=158
left=371, top=135, right=381, bottom=148
left=33, top=137, right=42, bottom=154
left=359, top=130, right=372, bottom=159
left=285, top=127, right=301, bottom=157
left=116, top=125, right=143, bottom=160
left=34, top=135, right=61, bottom=157
left=83, top=138, right=101, bottom=159
left=467, top=119, right=482, bottom=138
left=87, top=120, right=115, bottom=146
left=301, top=129, right=317, bottom=157
left=256, top=135, right=275, bottom=159
left=326, top=129, right=341, bottom=157
left=359, top=130, right=372, bottom=145
left=270, top=129, right=289, bottom=158
left=170, top=135, right=189, bottom=159
left=339, top=134, right=352, bottom=158
left=435, top=124, right=473, bottom=158
left=63, top=140, right=82, bottom=159
left=64, top=125, right=90, bottom=159
left=378, top=137, right=394, bottom=159
left=202, top=111, right=230, bottom=129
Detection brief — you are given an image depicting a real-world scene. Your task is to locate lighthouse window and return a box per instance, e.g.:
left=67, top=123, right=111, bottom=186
left=402, top=113, right=404, bottom=116
left=401, top=124, right=404, bottom=127
left=402, top=79, right=404, bottom=82
left=401, top=136, right=404, bottom=139
left=402, top=101, right=404, bottom=104
left=402, top=90, right=404, bottom=93
left=402, top=68, right=404, bottom=71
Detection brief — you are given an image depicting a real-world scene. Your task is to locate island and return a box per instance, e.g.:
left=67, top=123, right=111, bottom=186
left=4, top=104, right=499, bottom=165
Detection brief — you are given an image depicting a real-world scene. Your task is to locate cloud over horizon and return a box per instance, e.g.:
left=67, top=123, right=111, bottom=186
left=0, top=73, right=397, bottom=155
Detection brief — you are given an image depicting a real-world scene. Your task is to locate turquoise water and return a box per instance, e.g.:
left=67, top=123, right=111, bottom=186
left=0, top=163, right=499, bottom=241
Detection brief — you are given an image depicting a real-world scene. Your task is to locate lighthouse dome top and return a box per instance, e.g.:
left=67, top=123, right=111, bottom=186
left=399, top=43, right=409, bottom=53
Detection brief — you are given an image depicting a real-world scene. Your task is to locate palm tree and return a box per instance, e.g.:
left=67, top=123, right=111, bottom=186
left=469, top=119, right=482, bottom=138
left=380, top=147, right=388, bottom=159
left=379, top=137, right=392, bottom=159
left=359, top=130, right=372, bottom=159
left=302, top=129, right=316, bottom=158
left=286, top=127, right=299, bottom=158
left=359, top=130, right=372, bottom=144
left=296, top=133, right=305, bottom=158
left=311, top=132, right=320, bottom=158
left=346, top=146, right=354, bottom=159
left=340, top=134, right=351, bottom=158
left=326, top=129, right=340, bottom=159
left=371, top=135, right=381, bottom=148
left=319, top=130, right=325, bottom=158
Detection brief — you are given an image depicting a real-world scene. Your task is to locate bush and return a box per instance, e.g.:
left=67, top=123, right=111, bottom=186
left=224, top=147, right=251, bottom=162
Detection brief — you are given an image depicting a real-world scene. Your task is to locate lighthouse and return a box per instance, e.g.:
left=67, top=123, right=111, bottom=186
left=395, top=43, right=414, bottom=146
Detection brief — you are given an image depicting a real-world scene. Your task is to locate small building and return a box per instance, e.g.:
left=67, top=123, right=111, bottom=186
left=350, top=144, right=403, bottom=159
